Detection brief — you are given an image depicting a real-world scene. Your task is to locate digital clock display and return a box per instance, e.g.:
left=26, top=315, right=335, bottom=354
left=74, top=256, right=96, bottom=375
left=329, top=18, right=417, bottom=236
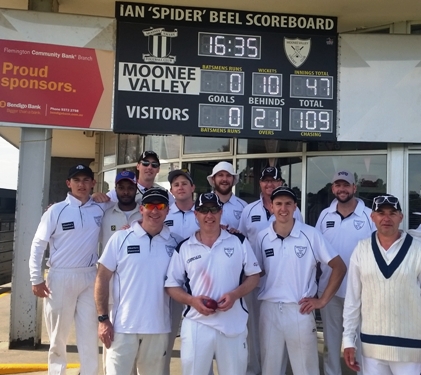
left=198, top=32, right=261, bottom=59
left=201, top=70, right=244, bottom=95
left=115, top=3, right=338, bottom=141
left=289, top=108, right=333, bottom=133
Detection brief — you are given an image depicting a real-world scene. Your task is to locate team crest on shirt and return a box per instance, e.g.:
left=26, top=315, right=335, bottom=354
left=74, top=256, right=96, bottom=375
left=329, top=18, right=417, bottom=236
left=294, top=246, right=307, bottom=258
left=234, top=210, right=242, bottom=220
left=354, top=220, right=365, bottom=230
left=94, top=216, right=102, bottom=227
left=166, top=245, right=175, bottom=257
left=224, top=247, right=234, bottom=257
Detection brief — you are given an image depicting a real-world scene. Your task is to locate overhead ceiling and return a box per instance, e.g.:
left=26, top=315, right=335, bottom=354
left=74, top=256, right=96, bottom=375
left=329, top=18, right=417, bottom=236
left=0, top=0, right=421, bottom=33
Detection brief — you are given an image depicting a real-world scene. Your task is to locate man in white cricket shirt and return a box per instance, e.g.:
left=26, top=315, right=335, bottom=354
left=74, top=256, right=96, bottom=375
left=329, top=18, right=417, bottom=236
left=95, top=188, right=182, bottom=375
left=316, top=170, right=374, bottom=375
left=238, top=166, right=303, bottom=375
left=29, top=164, right=113, bottom=375
left=255, top=186, right=346, bottom=375
left=343, top=195, right=421, bottom=375
left=207, top=161, right=247, bottom=230
left=165, top=192, right=261, bottom=375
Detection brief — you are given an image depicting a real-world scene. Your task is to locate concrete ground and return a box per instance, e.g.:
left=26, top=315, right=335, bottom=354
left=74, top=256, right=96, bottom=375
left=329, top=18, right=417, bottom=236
left=0, top=284, right=354, bottom=375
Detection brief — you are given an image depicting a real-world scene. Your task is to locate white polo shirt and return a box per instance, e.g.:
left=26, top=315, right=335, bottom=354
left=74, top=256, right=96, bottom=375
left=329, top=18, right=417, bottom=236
left=256, top=220, right=337, bottom=303
left=107, top=183, right=175, bottom=205
left=100, top=203, right=141, bottom=250
left=315, top=198, right=374, bottom=297
left=165, top=230, right=261, bottom=337
left=164, top=202, right=199, bottom=239
left=29, top=194, right=112, bottom=285
left=218, top=193, right=247, bottom=230
left=239, top=196, right=304, bottom=250
left=99, top=221, right=183, bottom=334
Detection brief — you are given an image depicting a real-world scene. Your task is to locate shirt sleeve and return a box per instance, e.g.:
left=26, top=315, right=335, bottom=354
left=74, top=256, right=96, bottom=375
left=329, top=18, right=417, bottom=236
left=314, top=229, right=338, bottom=265
left=242, top=237, right=261, bottom=276
left=98, top=231, right=121, bottom=272
left=238, top=208, right=248, bottom=236
left=343, top=245, right=362, bottom=349
left=106, top=189, right=118, bottom=202
left=165, top=246, right=187, bottom=288
left=294, top=207, right=304, bottom=223
left=253, top=231, right=264, bottom=272
left=29, top=209, right=55, bottom=285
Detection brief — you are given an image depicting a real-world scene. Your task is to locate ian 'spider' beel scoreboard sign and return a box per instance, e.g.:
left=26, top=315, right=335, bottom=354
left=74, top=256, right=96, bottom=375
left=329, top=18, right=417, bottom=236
left=114, top=2, right=337, bottom=140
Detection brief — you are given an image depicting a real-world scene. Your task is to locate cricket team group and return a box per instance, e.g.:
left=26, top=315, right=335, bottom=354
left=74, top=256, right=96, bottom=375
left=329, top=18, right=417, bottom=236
left=29, top=150, right=421, bottom=375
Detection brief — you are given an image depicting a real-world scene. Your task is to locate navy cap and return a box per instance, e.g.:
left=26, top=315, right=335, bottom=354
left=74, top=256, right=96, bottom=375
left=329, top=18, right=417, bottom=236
left=271, top=186, right=297, bottom=202
left=138, top=151, right=159, bottom=163
left=168, top=169, right=193, bottom=185
left=67, top=164, right=94, bottom=180
left=260, top=167, right=281, bottom=181
left=142, top=188, right=169, bottom=205
left=195, top=192, right=223, bottom=209
left=115, top=171, right=137, bottom=185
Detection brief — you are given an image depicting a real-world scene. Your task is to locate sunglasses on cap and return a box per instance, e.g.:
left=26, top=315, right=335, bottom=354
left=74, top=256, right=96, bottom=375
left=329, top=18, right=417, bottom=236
left=140, top=160, right=160, bottom=168
left=143, top=203, right=167, bottom=210
left=196, top=206, right=222, bottom=214
left=372, top=195, right=400, bottom=210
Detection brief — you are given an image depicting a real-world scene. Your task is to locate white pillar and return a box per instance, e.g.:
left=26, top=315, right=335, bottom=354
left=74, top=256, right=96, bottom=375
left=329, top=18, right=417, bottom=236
left=9, top=128, right=52, bottom=347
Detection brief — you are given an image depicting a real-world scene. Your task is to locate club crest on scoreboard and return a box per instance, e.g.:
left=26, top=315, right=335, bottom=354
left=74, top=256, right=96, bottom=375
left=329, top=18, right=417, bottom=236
left=284, top=38, right=311, bottom=68
left=142, top=27, right=178, bottom=64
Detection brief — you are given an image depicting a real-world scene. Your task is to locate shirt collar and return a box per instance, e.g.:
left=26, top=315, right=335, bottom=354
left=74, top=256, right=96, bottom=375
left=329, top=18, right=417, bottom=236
left=66, top=193, right=94, bottom=207
left=131, top=220, right=172, bottom=240
left=328, top=198, right=366, bottom=217
left=169, top=202, right=195, bottom=214
left=267, top=219, right=302, bottom=241
left=112, top=202, right=140, bottom=214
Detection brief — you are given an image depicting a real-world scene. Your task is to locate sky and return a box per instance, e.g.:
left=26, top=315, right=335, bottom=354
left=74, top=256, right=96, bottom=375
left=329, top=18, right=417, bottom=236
left=0, top=136, right=19, bottom=190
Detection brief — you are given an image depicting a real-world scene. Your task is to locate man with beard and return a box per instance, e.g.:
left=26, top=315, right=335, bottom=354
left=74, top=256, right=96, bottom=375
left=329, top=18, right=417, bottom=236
left=207, top=161, right=247, bottom=230
left=315, top=170, right=374, bottom=375
left=238, top=166, right=303, bottom=375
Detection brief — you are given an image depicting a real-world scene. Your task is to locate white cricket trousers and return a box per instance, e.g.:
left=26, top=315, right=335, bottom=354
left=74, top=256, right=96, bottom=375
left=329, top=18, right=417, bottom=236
left=106, top=332, right=168, bottom=375
left=44, top=267, right=98, bottom=375
left=163, top=299, right=184, bottom=375
left=260, top=301, right=320, bottom=375
left=362, top=356, right=421, bottom=375
left=318, top=293, right=363, bottom=375
left=180, top=318, right=248, bottom=375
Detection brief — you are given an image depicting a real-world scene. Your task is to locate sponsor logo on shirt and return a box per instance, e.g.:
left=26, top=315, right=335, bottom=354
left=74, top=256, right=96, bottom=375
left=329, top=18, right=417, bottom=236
left=62, top=222, right=75, bottom=231
left=326, top=221, right=335, bottom=228
left=94, top=216, right=102, bottom=227
left=127, top=245, right=140, bottom=254
left=234, top=210, right=242, bottom=220
left=251, top=215, right=261, bottom=222
left=294, top=246, right=307, bottom=258
left=187, top=255, right=201, bottom=263
left=164, top=220, right=174, bottom=227
left=354, top=220, right=365, bottom=230
left=111, top=225, right=116, bottom=231
left=224, top=247, right=234, bottom=257
left=166, top=245, right=175, bottom=257
left=264, top=248, right=274, bottom=257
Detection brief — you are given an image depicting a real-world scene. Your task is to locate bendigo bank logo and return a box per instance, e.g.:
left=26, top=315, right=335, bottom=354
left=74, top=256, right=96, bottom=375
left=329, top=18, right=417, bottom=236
left=142, top=27, right=178, bottom=64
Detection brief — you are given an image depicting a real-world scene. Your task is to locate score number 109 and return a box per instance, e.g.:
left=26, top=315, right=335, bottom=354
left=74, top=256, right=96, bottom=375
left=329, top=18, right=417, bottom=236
left=289, top=109, right=333, bottom=133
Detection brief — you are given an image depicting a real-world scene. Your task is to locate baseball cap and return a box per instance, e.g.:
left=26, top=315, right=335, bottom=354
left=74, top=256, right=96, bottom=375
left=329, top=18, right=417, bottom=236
left=332, top=170, right=355, bottom=185
left=195, top=192, right=223, bottom=209
left=168, top=169, right=193, bottom=185
left=115, top=171, right=137, bottom=185
left=372, top=194, right=402, bottom=212
left=138, top=151, right=160, bottom=164
left=142, top=188, right=169, bottom=205
left=271, top=186, right=297, bottom=202
left=260, top=166, right=281, bottom=181
left=67, top=164, right=94, bottom=180
left=206, top=162, right=239, bottom=187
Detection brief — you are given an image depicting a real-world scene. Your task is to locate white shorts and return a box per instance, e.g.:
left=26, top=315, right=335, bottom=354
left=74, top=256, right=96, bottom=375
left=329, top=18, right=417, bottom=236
left=362, top=356, right=421, bottom=375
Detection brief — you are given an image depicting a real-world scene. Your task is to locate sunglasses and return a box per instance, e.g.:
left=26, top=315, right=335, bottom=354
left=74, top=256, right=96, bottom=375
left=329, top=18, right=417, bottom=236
left=372, top=195, right=400, bottom=210
left=196, top=206, right=221, bottom=214
left=143, top=203, right=167, bottom=210
left=140, top=160, right=160, bottom=168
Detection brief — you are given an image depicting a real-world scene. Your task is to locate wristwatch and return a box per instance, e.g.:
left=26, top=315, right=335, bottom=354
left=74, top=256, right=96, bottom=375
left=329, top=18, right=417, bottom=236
left=98, top=314, right=109, bottom=322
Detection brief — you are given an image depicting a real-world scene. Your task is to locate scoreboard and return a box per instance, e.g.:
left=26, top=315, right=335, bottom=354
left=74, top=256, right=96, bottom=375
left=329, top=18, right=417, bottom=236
left=114, top=2, right=337, bottom=141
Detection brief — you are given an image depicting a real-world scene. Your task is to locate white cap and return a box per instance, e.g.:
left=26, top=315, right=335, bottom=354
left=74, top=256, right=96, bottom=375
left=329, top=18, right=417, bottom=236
left=207, top=162, right=239, bottom=187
